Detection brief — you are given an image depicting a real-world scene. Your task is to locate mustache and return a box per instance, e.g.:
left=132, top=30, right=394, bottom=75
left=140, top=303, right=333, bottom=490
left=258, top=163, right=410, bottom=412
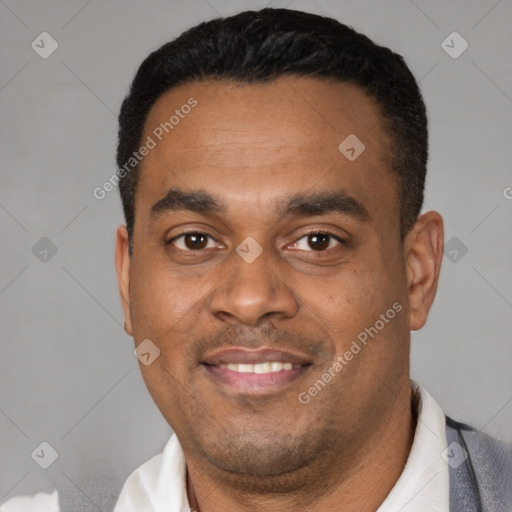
left=190, top=323, right=334, bottom=362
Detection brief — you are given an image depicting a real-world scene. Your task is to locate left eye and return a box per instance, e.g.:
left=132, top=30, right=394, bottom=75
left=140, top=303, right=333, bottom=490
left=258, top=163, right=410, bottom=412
left=170, top=232, right=218, bottom=251
left=291, top=232, right=343, bottom=252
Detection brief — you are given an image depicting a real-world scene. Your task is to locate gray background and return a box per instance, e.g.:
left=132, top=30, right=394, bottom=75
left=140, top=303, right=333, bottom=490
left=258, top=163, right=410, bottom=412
left=1, top=0, right=511, bottom=510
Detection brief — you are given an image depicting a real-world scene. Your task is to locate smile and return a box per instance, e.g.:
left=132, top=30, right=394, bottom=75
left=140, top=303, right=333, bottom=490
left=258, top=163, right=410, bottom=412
left=200, top=346, right=313, bottom=394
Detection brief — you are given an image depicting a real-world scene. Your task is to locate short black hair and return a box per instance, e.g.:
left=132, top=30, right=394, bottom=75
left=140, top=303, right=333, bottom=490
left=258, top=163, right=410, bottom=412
left=117, top=8, right=428, bottom=250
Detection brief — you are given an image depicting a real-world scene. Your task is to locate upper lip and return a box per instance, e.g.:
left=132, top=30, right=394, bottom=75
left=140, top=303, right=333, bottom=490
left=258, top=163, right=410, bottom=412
left=201, top=347, right=313, bottom=366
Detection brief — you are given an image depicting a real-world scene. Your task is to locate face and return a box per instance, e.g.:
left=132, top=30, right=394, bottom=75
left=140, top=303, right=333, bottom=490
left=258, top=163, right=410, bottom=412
left=116, top=76, right=443, bottom=482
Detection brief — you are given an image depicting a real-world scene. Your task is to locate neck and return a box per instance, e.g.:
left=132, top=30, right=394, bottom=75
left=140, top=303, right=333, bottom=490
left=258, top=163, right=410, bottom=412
left=186, top=382, right=416, bottom=512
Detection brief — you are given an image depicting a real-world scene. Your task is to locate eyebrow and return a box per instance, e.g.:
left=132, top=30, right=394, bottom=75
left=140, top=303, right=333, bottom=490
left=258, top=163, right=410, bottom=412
left=282, top=191, right=369, bottom=221
left=150, top=188, right=369, bottom=222
left=151, top=189, right=224, bottom=216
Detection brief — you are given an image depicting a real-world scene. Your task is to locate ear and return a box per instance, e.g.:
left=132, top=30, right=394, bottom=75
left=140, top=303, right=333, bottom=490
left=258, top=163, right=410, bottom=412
left=404, top=211, right=444, bottom=331
left=115, top=225, right=133, bottom=336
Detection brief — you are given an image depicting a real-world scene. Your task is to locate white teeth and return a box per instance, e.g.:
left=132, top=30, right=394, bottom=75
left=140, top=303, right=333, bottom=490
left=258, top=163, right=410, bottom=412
left=219, top=361, right=299, bottom=373
left=254, top=362, right=272, bottom=374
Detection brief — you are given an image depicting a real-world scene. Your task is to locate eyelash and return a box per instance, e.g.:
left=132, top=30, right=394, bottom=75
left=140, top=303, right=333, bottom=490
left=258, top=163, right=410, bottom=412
left=167, top=230, right=347, bottom=252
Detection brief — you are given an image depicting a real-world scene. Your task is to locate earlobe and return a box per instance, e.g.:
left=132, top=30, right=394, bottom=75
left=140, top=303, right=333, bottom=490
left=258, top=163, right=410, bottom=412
left=404, top=211, right=444, bottom=331
left=115, top=225, right=133, bottom=336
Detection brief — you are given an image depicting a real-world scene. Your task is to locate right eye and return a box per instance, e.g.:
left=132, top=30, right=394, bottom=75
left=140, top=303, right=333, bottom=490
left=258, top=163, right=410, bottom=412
left=167, top=232, right=219, bottom=251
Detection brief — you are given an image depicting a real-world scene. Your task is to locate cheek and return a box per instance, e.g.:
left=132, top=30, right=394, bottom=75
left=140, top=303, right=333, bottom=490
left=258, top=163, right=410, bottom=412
left=299, top=266, right=374, bottom=321
left=128, top=261, right=215, bottom=384
left=297, top=259, right=403, bottom=343
left=129, top=259, right=205, bottom=335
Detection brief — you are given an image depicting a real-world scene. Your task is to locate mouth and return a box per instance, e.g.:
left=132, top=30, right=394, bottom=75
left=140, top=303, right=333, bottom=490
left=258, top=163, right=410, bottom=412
left=200, top=347, right=313, bottom=394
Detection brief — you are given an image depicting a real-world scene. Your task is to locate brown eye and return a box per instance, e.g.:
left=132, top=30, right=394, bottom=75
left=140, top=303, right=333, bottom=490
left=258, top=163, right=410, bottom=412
left=289, top=231, right=345, bottom=253
left=170, top=232, right=215, bottom=251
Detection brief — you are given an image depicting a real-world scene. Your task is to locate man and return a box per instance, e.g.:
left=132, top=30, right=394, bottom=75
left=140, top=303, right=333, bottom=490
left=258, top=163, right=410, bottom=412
left=111, top=7, right=510, bottom=512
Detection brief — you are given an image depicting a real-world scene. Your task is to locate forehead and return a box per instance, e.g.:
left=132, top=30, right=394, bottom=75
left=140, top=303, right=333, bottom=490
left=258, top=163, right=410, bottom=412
left=137, top=76, right=397, bottom=224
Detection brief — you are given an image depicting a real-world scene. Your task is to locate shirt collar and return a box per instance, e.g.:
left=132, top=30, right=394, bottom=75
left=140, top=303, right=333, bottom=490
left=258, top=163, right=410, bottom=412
left=376, top=380, right=449, bottom=512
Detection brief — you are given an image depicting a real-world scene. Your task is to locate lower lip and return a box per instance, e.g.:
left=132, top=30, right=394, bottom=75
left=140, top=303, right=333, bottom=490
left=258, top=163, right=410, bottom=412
left=202, top=364, right=311, bottom=394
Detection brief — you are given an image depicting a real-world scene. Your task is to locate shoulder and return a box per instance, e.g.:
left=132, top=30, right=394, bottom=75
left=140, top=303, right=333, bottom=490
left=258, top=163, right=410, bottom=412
left=445, top=415, right=512, bottom=511
left=446, top=415, right=512, bottom=465
left=113, top=432, right=188, bottom=511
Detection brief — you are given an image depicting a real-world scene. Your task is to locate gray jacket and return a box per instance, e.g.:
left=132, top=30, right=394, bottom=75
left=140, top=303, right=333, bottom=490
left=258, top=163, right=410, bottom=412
left=447, top=416, right=512, bottom=511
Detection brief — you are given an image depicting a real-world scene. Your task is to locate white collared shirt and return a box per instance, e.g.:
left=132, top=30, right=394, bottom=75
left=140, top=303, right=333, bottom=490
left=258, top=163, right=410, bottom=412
left=376, top=381, right=450, bottom=511
left=0, top=382, right=449, bottom=511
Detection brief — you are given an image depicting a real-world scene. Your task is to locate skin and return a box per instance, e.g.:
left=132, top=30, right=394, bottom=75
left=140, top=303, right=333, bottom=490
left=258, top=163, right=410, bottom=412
left=115, top=76, right=444, bottom=511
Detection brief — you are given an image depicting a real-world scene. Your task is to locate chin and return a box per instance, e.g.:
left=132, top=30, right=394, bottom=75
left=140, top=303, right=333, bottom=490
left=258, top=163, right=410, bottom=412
left=198, top=428, right=327, bottom=477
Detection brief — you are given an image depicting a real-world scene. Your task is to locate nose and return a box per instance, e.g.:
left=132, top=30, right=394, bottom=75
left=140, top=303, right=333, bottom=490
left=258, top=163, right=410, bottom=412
left=208, top=247, right=299, bottom=327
